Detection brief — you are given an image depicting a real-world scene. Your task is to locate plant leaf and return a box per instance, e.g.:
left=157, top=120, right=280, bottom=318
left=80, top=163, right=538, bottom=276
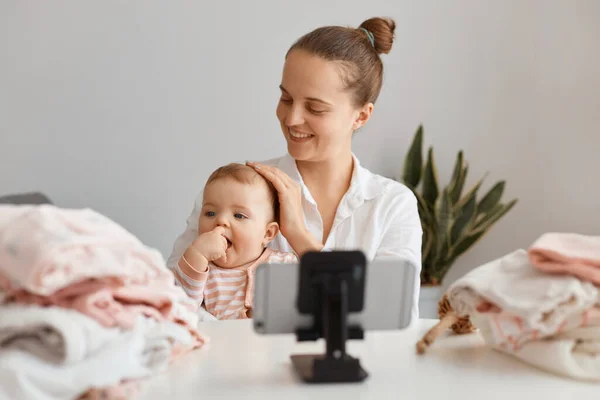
left=451, top=165, right=468, bottom=205
left=413, top=189, right=433, bottom=219
left=477, top=181, right=505, bottom=216
left=448, top=151, right=466, bottom=205
left=422, top=147, right=439, bottom=207
left=442, top=199, right=518, bottom=273
left=449, top=151, right=464, bottom=186
left=421, top=224, right=435, bottom=263
left=423, top=217, right=438, bottom=268
left=433, top=188, right=452, bottom=265
left=473, top=199, right=518, bottom=233
left=454, top=173, right=487, bottom=211
left=475, top=203, right=501, bottom=226
left=444, top=230, right=486, bottom=267
left=449, top=194, right=477, bottom=245
left=401, top=125, right=423, bottom=189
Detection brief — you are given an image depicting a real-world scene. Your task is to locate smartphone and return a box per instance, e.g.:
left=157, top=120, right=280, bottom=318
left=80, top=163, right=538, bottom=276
left=252, top=258, right=417, bottom=334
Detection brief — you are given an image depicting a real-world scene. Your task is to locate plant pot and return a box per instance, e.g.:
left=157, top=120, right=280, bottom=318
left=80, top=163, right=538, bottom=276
left=418, top=285, right=443, bottom=319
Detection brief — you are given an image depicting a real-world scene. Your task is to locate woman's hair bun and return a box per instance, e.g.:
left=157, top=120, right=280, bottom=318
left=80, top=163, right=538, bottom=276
left=359, top=17, right=396, bottom=54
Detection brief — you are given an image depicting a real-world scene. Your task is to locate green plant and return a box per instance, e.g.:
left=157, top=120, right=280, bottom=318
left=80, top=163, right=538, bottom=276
left=401, top=125, right=518, bottom=286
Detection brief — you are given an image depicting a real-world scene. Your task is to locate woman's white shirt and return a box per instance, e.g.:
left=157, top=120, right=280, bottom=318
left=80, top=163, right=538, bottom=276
left=166, top=153, right=423, bottom=320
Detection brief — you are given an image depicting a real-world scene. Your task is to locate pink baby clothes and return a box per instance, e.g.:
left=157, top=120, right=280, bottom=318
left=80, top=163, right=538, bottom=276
left=0, top=204, right=204, bottom=345
left=528, top=233, right=600, bottom=285
left=447, top=249, right=600, bottom=349
left=2, top=275, right=204, bottom=346
left=79, top=380, right=141, bottom=400
left=0, top=204, right=174, bottom=296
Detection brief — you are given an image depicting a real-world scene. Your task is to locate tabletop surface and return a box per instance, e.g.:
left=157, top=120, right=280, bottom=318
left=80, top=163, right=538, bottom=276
left=138, top=319, right=597, bottom=399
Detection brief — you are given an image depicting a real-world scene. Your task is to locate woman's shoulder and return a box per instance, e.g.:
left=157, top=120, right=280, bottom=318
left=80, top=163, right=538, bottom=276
left=357, top=166, right=421, bottom=229
left=356, top=162, right=417, bottom=206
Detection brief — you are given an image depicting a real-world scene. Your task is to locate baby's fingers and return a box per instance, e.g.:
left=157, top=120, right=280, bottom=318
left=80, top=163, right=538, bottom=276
left=211, top=226, right=226, bottom=235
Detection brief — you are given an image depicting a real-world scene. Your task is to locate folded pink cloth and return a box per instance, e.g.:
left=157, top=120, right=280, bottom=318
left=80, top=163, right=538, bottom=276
left=0, top=204, right=205, bottom=347
left=0, top=204, right=174, bottom=296
left=528, top=233, right=600, bottom=285
left=3, top=278, right=179, bottom=328
left=79, top=380, right=141, bottom=400
left=0, top=273, right=204, bottom=352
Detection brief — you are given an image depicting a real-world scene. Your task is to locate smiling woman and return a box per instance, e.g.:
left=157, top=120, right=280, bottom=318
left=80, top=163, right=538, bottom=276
left=167, top=17, right=424, bottom=321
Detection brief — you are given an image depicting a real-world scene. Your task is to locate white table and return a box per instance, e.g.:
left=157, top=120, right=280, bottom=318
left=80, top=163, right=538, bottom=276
left=139, top=319, right=597, bottom=399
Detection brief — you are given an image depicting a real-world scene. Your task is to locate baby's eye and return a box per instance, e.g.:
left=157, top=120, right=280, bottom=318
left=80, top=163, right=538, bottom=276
left=234, top=213, right=246, bottom=220
left=205, top=211, right=215, bottom=217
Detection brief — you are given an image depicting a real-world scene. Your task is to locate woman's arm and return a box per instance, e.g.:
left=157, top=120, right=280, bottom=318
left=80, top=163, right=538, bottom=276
left=285, top=227, right=324, bottom=256
left=375, top=192, right=423, bottom=322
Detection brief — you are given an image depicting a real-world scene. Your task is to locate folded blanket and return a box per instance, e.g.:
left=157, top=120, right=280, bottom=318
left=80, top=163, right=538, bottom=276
left=0, top=307, right=193, bottom=400
left=446, top=249, right=600, bottom=381
left=448, top=250, right=599, bottom=343
left=3, top=277, right=203, bottom=345
left=496, top=324, right=600, bottom=381
left=0, top=205, right=174, bottom=295
left=79, top=380, right=141, bottom=400
left=529, top=233, right=600, bottom=285
left=0, top=204, right=203, bottom=343
left=0, top=303, right=194, bottom=364
left=0, top=303, right=120, bottom=364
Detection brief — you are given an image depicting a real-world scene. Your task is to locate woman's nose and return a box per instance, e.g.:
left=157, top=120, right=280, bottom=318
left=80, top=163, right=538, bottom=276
left=285, top=105, right=305, bottom=126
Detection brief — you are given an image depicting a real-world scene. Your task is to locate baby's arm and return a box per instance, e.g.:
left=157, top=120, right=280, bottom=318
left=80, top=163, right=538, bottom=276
left=171, top=243, right=211, bottom=307
left=172, top=227, right=228, bottom=308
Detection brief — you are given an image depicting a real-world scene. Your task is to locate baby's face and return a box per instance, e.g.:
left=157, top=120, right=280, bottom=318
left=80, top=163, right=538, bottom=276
left=199, top=177, right=278, bottom=268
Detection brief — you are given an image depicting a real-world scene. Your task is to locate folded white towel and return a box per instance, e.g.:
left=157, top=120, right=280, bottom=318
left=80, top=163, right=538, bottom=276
left=448, top=249, right=599, bottom=343
left=497, top=325, right=600, bottom=381
left=447, top=249, right=600, bottom=381
left=0, top=305, right=193, bottom=400
left=0, top=304, right=120, bottom=364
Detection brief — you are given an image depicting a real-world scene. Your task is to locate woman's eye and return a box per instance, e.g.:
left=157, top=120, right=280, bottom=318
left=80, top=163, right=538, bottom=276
left=234, top=213, right=246, bottom=219
left=205, top=211, right=215, bottom=217
left=308, top=107, right=326, bottom=115
left=280, top=97, right=292, bottom=104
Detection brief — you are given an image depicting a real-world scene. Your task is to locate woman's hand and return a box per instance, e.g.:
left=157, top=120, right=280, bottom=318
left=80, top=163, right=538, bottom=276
left=246, top=162, right=305, bottom=239
left=247, top=161, right=323, bottom=256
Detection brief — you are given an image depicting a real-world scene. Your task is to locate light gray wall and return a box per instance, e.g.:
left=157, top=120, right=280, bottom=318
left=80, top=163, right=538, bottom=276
left=1, top=1, right=598, bottom=284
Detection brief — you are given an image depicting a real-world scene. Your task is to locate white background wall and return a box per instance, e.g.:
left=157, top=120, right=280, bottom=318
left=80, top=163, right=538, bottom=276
left=1, top=1, right=598, bottom=285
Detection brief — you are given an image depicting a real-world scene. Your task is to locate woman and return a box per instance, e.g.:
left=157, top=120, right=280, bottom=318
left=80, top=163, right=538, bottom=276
left=167, top=17, right=423, bottom=319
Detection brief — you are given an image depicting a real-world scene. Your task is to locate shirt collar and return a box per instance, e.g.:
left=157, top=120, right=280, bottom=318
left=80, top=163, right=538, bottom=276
left=277, top=153, right=384, bottom=205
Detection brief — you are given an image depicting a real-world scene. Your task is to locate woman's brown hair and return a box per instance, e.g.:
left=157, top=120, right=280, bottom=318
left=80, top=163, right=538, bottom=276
left=287, top=17, right=396, bottom=107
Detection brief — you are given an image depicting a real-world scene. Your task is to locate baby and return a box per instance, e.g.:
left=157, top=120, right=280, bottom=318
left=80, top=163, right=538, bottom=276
left=172, top=163, right=297, bottom=320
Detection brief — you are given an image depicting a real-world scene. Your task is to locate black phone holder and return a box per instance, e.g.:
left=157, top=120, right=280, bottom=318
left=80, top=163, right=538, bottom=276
left=291, top=250, right=368, bottom=383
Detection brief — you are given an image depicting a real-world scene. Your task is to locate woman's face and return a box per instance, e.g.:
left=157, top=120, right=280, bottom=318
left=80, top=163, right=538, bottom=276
left=276, top=49, right=372, bottom=163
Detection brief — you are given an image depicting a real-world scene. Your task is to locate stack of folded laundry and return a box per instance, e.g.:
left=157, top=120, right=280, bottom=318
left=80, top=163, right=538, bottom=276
left=417, top=233, right=600, bottom=382
left=0, top=204, right=207, bottom=399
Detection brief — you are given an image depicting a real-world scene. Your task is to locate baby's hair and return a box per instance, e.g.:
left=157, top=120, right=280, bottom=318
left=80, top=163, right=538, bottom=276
left=205, top=163, right=280, bottom=224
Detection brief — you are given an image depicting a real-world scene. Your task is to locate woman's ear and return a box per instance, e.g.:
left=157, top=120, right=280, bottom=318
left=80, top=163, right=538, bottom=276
left=262, top=222, right=280, bottom=246
left=352, top=102, right=374, bottom=131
